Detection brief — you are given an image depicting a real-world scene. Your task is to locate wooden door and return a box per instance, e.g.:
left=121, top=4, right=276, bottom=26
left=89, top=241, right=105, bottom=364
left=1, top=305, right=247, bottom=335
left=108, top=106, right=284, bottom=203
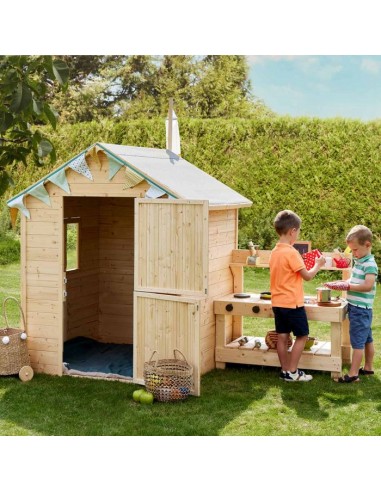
left=134, top=199, right=209, bottom=296
left=133, top=292, right=201, bottom=395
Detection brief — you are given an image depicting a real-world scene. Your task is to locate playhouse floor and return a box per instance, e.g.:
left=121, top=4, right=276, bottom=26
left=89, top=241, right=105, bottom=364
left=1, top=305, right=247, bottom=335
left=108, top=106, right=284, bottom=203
left=63, top=337, right=133, bottom=379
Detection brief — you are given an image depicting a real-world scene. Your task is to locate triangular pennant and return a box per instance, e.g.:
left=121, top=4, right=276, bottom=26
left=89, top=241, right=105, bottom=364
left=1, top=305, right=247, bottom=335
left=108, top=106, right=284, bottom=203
left=7, top=195, right=30, bottom=219
left=48, top=168, right=71, bottom=194
left=124, top=167, right=144, bottom=189
left=29, top=182, right=51, bottom=207
left=10, top=207, right=19, bottom=229
left=68, top=153, right=93, bottom=181
left=145, top=184, right=166, bottom=199
left=108, top=155, right=124, bottom=181
left=86, top=146, right=102, bottom=170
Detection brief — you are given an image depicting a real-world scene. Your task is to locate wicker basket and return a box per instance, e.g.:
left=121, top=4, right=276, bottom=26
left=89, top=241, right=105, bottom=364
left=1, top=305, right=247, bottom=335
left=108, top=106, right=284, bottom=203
left=144, top=349, right=194, bottom=402
left=265, top=330, right=293, bottom=350
left=0, top=297, right=30, bottom=376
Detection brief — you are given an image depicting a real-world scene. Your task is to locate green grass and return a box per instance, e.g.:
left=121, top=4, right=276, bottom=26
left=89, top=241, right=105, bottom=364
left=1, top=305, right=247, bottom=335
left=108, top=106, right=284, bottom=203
left=1, top=263, right=380, bottom=436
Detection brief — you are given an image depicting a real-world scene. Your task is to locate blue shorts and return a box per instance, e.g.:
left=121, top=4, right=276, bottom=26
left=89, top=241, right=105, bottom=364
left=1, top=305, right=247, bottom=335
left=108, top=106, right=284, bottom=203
left=272, top=306, right=309, bottom=337
left=348, top=303, right=373, bottom=349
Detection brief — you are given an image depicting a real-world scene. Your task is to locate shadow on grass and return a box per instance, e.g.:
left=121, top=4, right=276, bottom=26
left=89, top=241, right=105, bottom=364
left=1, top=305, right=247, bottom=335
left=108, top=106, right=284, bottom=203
left=1, top=367, right=380, bottom=436
left=0, top=371, right=265, bottom=436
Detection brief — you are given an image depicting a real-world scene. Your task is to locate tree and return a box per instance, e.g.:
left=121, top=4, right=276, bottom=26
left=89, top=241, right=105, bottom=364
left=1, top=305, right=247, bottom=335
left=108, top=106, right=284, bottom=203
left=0, top=55, right=69, bottom=195
left=49, top=55, right=274, bottom=122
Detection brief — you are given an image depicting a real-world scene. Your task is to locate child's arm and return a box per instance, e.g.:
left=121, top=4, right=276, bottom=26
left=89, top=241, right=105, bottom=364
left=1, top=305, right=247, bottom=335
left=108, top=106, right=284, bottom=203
left=348, top=273, right=376, bottom=293
left=325, top=274, right=376, bottom=292
left=299, top=256, right=325, bottom=281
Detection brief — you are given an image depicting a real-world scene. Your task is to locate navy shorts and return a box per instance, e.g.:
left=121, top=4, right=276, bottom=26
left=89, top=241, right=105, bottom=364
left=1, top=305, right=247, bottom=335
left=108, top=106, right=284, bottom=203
left=272, top=306, right=309, bottom=337
left=348, top=303, right=373, bottom=349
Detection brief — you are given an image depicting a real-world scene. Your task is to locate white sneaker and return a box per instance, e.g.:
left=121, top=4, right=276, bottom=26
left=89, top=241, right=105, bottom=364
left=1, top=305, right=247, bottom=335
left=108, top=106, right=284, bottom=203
left=284, top=369, right=313, bottom=382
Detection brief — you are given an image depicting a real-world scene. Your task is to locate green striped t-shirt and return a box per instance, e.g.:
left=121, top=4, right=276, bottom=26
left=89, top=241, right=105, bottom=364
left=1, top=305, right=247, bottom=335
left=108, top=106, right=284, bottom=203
left=347, top=254, right=378, bottom=309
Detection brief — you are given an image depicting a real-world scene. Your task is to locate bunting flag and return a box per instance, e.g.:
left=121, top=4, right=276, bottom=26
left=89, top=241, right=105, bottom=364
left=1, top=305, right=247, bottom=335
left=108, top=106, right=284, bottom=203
left=166, top=109, right=181, bottom=155
left=68, top=153, right=93, bottom=181
left=86, top=145, right=102, bottom=170
left=145, top=184, right=166, bottom=199
left=124, top=166, right=144, bottom=189
left=108, top=155, right=124, bottom=181
left=29, top=182, right=51, bottom=207
left=48, top=168, right=71, bottom=194
left=10, top=207, right=19, bottom=229
left=7, top=195, right=30, bottom=219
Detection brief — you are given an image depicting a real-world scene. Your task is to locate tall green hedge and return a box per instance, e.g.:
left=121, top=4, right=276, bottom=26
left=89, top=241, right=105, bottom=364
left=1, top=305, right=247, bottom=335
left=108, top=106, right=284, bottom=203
left=3, top=116, right=381, bottom=266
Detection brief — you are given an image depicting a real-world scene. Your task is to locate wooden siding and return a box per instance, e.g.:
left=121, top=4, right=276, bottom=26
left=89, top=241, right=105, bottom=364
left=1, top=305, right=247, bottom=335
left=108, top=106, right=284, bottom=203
left=23, top=195, right=63, bottom=375
left=133, top=292, right=201, bottom=395
left=135, top=199, right=209, bottom=296
left=98, top=197, right=134, bottom=343
left=199, top=209, right=237, bottom=374
left=64, top=197, right=100, bottom=342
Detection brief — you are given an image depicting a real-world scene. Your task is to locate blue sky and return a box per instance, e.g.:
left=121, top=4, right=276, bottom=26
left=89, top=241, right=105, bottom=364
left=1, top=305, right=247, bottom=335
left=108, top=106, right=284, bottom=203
left=248, top=56, right=381, bottom=121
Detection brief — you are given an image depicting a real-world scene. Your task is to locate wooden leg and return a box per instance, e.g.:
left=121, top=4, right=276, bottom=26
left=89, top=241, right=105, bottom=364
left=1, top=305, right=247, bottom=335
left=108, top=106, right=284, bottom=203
left=215, top=314, right=229, bottom=370
left=232, top=315, right=243, bottom=340
left=341, top=317, right=351, bottom=364
left=216, top=362, right=226, bottom=370
left=331, top=321, right=342, bottom=379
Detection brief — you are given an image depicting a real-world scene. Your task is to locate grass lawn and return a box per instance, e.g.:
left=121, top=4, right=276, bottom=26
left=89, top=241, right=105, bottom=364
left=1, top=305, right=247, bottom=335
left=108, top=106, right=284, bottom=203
left=1, top=263, right=380, bottom=436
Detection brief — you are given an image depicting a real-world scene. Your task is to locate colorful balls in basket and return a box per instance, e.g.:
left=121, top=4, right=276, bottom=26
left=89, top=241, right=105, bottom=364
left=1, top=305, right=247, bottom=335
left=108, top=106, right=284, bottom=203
left=153, top=386, right=188, bottom=402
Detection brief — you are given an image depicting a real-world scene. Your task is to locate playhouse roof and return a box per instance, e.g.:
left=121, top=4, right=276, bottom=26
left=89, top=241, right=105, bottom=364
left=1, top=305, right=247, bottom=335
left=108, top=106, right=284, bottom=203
left=7, top=142, right=252, bottom=217
left=99, top=143, right=252, bottom=207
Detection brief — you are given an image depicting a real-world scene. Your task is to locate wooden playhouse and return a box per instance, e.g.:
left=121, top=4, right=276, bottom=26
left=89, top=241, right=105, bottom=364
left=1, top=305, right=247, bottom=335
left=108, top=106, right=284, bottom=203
left=7, top=143, right=252, bottom=395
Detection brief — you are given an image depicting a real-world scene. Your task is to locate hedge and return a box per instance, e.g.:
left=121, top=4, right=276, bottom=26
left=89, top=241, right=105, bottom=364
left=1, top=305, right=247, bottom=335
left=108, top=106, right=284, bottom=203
left=2, top=116, right=381, bottom=267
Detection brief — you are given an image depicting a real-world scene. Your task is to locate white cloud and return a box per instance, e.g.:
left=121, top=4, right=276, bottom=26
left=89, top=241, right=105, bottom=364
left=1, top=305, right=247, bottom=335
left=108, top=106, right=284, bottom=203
left=360, top=58, right=381, bottom=74
left=246, top=55, right=300, bottom=65
left=248, top=55, right=343, bottom=81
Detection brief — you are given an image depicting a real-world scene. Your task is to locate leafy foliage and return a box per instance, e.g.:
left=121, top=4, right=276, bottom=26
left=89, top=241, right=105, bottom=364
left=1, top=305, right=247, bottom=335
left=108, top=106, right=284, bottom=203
left=2, top=115, right=381, bottom=268
left=0, top=55, right=69, bottom=194
left=50, top=55, right=274, bottom=122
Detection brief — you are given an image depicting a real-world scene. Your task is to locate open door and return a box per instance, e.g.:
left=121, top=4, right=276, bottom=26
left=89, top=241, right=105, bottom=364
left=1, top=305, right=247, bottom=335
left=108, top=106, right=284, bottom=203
left=134, top=199, right=209, bottom=296
left=133, top=199, right=209, bottom=395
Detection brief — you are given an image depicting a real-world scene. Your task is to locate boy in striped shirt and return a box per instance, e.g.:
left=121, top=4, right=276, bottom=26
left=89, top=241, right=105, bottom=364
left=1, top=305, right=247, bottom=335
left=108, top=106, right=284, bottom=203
left=325, top=225, right=378, bottom=383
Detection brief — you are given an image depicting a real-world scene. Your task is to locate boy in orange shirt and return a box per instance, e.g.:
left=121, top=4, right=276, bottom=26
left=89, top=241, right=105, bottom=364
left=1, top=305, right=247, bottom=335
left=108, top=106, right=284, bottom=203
left=269, top=210, right=326, bottom=381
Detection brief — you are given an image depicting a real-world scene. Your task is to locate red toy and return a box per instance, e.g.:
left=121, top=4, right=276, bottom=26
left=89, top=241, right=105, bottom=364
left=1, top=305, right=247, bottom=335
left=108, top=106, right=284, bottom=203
left=302, top=249, right=322, bottom=271
left=324, top=281, right=350, bottom=291
left=333, top=257, right=351, bottom=268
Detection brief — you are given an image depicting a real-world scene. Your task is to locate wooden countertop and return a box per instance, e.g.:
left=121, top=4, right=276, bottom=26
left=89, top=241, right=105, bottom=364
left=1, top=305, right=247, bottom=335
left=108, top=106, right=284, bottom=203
left=213, top=294, right=347, bottom=322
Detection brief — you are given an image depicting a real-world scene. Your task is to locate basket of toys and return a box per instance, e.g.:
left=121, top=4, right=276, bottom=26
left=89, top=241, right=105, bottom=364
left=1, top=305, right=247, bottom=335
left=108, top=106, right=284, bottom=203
left=0, top=297, right=34, bottom=381
left=265, top=330, right=293, bottom=350
left=144, top=349, right=194, bottom=402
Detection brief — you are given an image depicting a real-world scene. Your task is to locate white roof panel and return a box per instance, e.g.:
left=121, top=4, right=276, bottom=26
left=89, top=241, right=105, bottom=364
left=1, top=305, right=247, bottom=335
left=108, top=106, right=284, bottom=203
left=99, top=143, right=252, bottom=208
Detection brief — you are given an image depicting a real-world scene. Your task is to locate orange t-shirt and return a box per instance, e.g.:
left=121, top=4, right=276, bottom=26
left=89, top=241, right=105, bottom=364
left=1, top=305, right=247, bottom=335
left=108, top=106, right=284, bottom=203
left=269, top=243, right=305, bottom=308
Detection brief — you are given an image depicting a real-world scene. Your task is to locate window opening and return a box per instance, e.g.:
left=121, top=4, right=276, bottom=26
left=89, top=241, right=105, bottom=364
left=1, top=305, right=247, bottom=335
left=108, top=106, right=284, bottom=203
left=64, top=217, right=80, bottom=271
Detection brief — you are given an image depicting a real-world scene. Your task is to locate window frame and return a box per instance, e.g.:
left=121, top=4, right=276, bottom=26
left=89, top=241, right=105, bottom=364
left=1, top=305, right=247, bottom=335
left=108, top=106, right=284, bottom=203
left=64, top=217, right=81, bottom=272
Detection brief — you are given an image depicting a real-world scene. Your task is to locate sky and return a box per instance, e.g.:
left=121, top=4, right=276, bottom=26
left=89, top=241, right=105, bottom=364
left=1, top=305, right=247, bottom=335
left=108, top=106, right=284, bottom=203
left=248, top=55, right=381, bottom=120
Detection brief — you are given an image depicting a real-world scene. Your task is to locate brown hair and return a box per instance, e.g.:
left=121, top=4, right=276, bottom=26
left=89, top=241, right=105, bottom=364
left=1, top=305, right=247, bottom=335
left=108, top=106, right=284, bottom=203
left=346, top=225, right=373, bottom=245
left=274, top=210, right=301, bottom=235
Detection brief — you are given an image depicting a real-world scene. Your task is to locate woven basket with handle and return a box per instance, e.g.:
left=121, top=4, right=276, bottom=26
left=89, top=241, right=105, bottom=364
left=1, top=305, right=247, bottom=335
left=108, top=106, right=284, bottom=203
left=0, top=297, right=30, bottom=376
left=265, top=330, right=293, bottom=350
left=144, top=349, right=194, bottom=402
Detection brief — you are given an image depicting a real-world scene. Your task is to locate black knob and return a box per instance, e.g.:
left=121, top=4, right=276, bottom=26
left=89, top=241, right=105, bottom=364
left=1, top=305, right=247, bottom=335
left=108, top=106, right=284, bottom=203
left=252, top=306, right=260, bottom=313
left=226, top=304, right=233, bottom=312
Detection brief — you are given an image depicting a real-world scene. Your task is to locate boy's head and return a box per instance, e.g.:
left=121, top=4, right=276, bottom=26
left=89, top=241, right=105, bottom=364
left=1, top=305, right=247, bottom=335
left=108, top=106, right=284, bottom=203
left=274, top=210, right=301, bottom=236
left=346, top=225, right=373, bottom=259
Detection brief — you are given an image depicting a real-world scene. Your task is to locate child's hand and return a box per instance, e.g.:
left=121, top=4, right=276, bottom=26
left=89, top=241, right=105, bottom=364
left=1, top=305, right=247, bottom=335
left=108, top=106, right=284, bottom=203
left=324, top=281, right=350, bottom=291
left=316, top=256, right=326, bottom=268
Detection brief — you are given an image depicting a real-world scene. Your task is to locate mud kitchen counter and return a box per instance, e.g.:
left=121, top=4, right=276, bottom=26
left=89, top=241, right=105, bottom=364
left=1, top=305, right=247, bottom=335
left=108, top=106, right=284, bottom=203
left=214, top=295, right=349, bottom=380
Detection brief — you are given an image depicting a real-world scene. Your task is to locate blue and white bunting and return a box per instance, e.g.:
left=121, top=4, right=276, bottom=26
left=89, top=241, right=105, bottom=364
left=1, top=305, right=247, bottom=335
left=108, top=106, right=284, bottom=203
left=68, top=153, right=93, bottom=181
left=7, top=195, right=30, bottom=219
left=29, top=182, right=51, bottom=207
left=48, top=168, right=71, bottom=194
